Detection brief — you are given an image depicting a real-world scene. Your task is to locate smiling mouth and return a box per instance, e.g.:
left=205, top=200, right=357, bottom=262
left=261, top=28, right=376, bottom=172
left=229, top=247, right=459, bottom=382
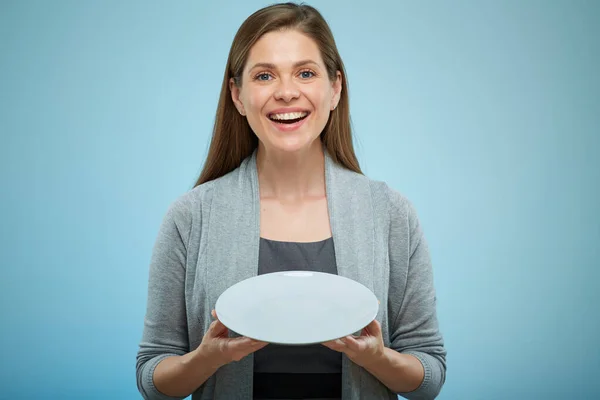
left=268, top=112, right=310, bottom=124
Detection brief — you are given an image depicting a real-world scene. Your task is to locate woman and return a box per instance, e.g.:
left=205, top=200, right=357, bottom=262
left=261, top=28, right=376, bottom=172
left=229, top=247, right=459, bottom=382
left=136, top=3, right=446, bottom=400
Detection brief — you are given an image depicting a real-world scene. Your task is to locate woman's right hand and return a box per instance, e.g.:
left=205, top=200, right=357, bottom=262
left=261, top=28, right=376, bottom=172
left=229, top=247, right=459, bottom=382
left=196, top=309, right=268, bottom=369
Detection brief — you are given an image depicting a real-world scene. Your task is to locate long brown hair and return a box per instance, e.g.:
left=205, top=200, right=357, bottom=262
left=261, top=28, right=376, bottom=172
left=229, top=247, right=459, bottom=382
left=194, top=2, right=361, bottom=187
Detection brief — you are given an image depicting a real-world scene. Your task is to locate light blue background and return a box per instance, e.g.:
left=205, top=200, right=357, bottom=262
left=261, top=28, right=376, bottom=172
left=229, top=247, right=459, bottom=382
left=1, top=1, right=598, bottom=399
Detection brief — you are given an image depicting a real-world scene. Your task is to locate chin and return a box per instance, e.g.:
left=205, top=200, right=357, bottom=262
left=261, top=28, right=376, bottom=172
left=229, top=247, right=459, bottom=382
left=268, top=135, right=321, bottom=154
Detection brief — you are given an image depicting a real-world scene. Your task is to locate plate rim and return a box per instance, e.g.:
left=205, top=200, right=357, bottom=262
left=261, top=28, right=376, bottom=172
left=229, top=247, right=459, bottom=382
left=214, top=270, right=379, bottom=345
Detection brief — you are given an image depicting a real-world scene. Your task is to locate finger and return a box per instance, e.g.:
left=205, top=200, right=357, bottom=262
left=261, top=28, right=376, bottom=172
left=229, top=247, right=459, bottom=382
left=366, top=318, right=379, bottom=330
left=321, top=339, right=346, bottom=353
left=251, top=340, right=269, bottom=350
left=321, top=341, right=334, bottom=349
left=367, top=319, right=382, bottom=335
left=228, top=341, right=269, bottom=362
left=321, top=342, right=339, bottom=352
left=362, top=319, right=381, bottom=337
left=231, top=336, right=265, bottom=347
left=211, top=309, right=217, bottom=319
left=341, top=335, right=362, bottom=352
left=207, top=318, right=228, bottom=337
left=227, top=337, right=268, bottom=355
left=246, top=337, right=268, bottom=348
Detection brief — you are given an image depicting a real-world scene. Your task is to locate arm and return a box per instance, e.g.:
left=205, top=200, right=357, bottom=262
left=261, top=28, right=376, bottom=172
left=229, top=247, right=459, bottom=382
left=151, top=350, right=218, bottom=398
left=326, top=319, right=427, bottom=393
left=362, top=347, right=426, bottom=394
left=322, top=193, right=446, bottom=398
left=388, top=194, right=447, bottom=399
left=135, top=196, right=213, bottom=399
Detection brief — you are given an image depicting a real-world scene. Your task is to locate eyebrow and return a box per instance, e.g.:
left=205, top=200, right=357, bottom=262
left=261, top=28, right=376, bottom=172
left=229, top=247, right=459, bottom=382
left=248, top=59, right=320, bottom=71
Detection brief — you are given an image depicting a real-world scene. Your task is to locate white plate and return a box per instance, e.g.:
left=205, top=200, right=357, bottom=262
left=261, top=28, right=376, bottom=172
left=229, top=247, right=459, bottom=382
left=215, top=271, right=379, bottom=345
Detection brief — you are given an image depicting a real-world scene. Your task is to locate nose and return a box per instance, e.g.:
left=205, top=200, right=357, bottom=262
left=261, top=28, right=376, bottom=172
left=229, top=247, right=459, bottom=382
left=274, top=78, right=300, bottom=102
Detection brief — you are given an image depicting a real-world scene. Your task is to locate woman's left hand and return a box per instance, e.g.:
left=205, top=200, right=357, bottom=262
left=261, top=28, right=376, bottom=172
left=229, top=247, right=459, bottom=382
left=321, top=319, right=385, bottom=369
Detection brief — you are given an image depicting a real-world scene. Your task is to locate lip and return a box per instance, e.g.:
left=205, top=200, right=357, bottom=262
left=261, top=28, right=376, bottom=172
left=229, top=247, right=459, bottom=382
left=266, top=107, right=311, bottom=133
left=267, top=107, right=311, bottom=117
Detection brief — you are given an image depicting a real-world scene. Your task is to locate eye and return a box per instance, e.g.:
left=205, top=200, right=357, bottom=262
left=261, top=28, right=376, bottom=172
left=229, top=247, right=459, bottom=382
left=299, top=70, right=315, bottom=79
left=254, top=72, right=272, bottom=81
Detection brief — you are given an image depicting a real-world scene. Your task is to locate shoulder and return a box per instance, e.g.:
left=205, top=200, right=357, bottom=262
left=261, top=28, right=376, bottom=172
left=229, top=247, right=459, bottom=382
left=160, top=180, right=217, bottom=231
left=363, top=176, right=419, bottom=226
left=165, top=151, right=256, bottom=220
left=361, top=177, right=427, bottom=262
left=332, top=161, right=421, bottom=229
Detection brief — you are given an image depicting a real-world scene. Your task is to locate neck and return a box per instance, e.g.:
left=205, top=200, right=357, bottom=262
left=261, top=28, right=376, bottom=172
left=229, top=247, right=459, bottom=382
left=256, top=140, right=326, bottom=201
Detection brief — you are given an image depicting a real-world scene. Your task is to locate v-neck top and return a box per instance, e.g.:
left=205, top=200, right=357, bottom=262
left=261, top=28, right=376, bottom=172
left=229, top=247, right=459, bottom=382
left=253, top=237, right=341, bottom=400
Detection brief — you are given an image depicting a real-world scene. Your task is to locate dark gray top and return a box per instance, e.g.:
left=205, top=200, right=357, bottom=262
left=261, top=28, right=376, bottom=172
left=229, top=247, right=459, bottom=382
left=253, top=237, right=342, bottom=399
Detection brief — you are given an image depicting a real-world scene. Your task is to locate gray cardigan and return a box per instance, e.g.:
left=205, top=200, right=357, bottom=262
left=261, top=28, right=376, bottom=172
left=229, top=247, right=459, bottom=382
left=136, top=149, right=447, bottom=400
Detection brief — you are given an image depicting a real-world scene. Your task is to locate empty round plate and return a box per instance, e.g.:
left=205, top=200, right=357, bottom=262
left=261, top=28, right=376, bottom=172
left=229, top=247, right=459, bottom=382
left=215, top=271, right=379, bottom=345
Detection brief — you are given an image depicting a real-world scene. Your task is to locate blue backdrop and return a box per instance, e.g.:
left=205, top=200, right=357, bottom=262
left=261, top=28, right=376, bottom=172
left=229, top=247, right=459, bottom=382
left=1, top=1, right=598, bottom=399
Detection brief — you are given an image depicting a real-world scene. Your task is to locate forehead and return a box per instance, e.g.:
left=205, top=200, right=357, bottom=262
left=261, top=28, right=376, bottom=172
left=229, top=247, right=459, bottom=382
left=245, top=29, right=324, bottom=69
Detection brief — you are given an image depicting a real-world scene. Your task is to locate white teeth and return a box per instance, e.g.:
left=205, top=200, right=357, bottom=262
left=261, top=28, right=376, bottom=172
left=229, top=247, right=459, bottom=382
left=269, top=112, right=308, bottom=120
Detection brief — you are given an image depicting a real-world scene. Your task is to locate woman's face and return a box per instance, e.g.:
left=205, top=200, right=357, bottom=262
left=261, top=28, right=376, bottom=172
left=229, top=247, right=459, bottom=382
left=230, top=29, right=342, bottom=155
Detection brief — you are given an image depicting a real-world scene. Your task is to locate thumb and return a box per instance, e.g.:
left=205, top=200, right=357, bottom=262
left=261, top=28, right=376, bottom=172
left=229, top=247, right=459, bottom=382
left=207, top=317, right=228, bottom=338
left=365, top=319, right=382, bottom=337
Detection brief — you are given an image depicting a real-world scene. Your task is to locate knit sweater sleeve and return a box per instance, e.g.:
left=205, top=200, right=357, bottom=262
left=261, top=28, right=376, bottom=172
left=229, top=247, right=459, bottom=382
left=135, top=195, right=194, bottom=400
left=387, top=189, right=447, bottom=399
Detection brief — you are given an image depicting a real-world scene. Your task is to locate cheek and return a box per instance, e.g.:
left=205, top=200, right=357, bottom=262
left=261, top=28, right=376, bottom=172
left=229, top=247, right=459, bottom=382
left=306, top=85, right=333, bottom=112
left=244, top=88, right=271, bottom=113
